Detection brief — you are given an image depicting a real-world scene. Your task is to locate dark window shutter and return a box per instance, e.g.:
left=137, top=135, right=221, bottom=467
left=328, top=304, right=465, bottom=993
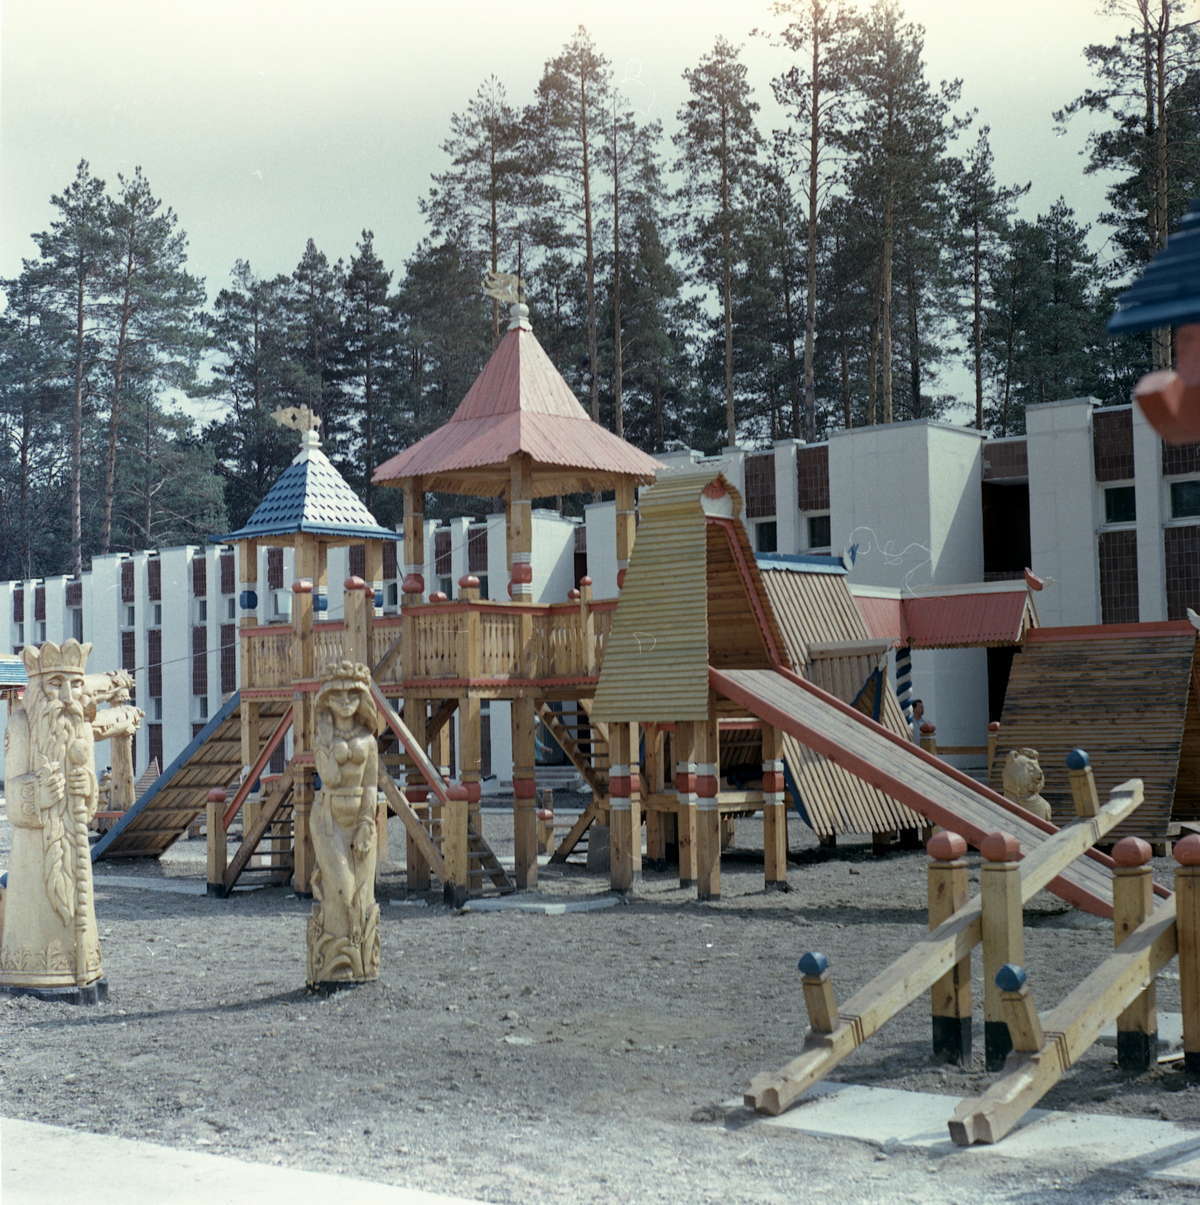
left=349, top=545, right=366, bottom=579
left=1092, top=409, right=1134, bottom=482
left=148, top=723, right=163, bottom=770
left=468, top=525, right=489, bottom=572
left=796, top=446, right=830, bottom=510
left=192, top=626, right=208, bottom=695
left=192, top=556, right=207, bottom=597
left=147, top=558, right=162, bottom=601
left=34, top=587, right=45, bottom=621
left=121, top=630, right=136, bottom=671
left=148, top=629, right=162, bottom=697
left=121, top=561, right=135, bottom=603
left=434, top=529, right=452, bottom=576
left=267, top=548, right=284, bottom=590
left=220, top=624, right=237, bottom=693
left=220, top=552, right=235, bottom=595
left=743, top=454, right=776, bottom=519
left=66, top=581, right=82, bottom=607
left=382, top=541, right=398, bottom=578
left=1098, top=530, right=1139, bottom=624
left=12, top=588, right=23, bottom=623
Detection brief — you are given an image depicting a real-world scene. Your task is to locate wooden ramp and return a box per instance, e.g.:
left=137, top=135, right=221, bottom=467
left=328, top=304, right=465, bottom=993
left=92, top=693, right=287, bottom=860
left=994, top=623, right=1200, bottom=841
left=709, top=665, right=1129, bottom=916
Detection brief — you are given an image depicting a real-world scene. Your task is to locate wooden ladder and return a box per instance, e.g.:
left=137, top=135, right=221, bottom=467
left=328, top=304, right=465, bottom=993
left=221, top=769, right=296, bottom=895
left=538, top=700, right=610, bottom=864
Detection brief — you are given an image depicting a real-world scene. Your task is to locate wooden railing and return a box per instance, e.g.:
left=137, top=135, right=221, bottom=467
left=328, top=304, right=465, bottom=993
left=243, top=599, right=616, bottom=690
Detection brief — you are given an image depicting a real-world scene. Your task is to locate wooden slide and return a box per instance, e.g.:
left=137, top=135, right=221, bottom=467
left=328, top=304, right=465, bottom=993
left=708, top=665, right=1147, bottom=917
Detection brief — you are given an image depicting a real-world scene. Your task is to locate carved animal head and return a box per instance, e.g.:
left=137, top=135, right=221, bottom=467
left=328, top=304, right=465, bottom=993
left=1002, top=747, right=1045, bottom=800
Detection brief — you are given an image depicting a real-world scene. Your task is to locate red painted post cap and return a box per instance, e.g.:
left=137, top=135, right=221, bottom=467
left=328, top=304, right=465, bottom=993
left=429, top=591, right=448, bottom=603
left=927, top=831, right=967, bottom=861
left=206, top=788, right=227, bottom=803
left=291, top=579, right=313, bottom=593
left=343, top=575, right=367, bottom=592
left=457, top=574, right=480, bottom=589
left=401, top=574, right=424, bottom=594
left=446, top=785, right=470, bottom=802
left=1174, top=834, right=1200, bottom=866
left=568, top=588, right=581, bottom=600
left=578, top=576, right=593, bottom=587
left=980, top=831, right=1021, bottom=863
left=1112, top=836, right=1153, bottom=868
left=988, top=721, right=1001, bottom=732
left=920, top=722, right=936, bottom=735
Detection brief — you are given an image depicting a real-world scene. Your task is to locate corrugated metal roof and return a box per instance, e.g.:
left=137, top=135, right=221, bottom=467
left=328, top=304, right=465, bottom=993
left=214, top=441, right=399, bottom=544
left=372, top=325, right=661, bottom=491
left=850, top=587, right=1034, bottom=648
left=0, top=654, right=27, bottom=688
left=903, top=590, right=1034, bottom=648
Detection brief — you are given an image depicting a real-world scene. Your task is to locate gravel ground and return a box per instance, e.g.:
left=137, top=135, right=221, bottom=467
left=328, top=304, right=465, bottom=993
left=3, top=799, right=1200, bottom=1203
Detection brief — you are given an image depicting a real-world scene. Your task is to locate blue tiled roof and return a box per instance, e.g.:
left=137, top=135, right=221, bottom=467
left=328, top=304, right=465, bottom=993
left=212, top=444, right=400, bottom=544
left=0, top=655, right=27, bottom=688
left=756, top=553, right=848, bottom=575
left=1109, top=199, right=1200, bottom=335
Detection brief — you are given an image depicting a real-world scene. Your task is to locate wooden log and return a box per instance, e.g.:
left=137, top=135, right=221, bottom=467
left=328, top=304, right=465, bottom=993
left=981, top=831, right=1024, bottom=1070
left=675, top=722, right=697, bottom=888
left=1066, top=747, right=1100, bottom=819
left=695, top=717, right=721, bottom=900
left=1175, top=834, right=1200, bottom=1074
left=762, top=725, right=787, bottom=891
left=441, top=785, right=470, bottom=907
left=1112, top=837, right=1157, bottom=1070
left=609, top=723, right=637, bottom=892
left=928, top=831, right=971, bottom=1064
left=745, top=779, right=1145, bottom=1115
left=511, top=698, right=538, bottom=890
left=948, top=900, right=1177, bottom=1145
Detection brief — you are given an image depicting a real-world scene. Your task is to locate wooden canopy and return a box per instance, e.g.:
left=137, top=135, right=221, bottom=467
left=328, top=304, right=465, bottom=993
left=371, top=305, right=661, bottom=498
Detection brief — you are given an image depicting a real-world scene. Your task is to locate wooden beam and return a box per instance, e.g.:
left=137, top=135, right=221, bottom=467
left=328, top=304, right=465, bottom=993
left=378, top=773, right=446, bottom=882
left=928, top=831, right=971, bottom=1064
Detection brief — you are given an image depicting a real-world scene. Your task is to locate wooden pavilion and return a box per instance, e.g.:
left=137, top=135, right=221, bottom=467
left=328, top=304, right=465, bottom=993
left=372, top=299, right=661, bottom=889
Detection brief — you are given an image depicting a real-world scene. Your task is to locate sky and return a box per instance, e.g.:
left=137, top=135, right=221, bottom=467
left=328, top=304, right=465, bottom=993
left=2, top=0, right=1191, bottom=412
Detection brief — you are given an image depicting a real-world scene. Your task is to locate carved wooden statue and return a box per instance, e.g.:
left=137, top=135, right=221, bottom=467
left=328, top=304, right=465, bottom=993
left=1001, top=748, right=1053, bottom=823
left=0, top=642, right=142, bottom=1003
left=307, top=660, right=383, bottom=989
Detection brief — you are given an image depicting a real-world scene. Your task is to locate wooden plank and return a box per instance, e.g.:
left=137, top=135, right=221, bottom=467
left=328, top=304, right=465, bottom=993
left=378, top=774, right=446, bottom=881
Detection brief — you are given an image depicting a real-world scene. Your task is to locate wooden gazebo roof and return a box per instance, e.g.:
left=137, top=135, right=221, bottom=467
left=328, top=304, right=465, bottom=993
left=372, top=304, right=662, bottom=498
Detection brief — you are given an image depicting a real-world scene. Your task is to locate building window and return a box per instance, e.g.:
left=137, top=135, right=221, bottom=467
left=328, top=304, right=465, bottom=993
left=194, top=599, right=206, bottom=623
left=149, top=697, right=163, bottom=721
left=385, top=581, right=399, bottom=608
left=475, top=574, right=489, bottom=600
left=226, top=597, right=236, bottom=620
left=124, top=605, right=136, bottom=627
left=1104, top=485, right=1136, bottom=525
left=70, top=609, right=83, bottom=641
left=807, top=513, right=832, bottom=551
left=1171, top=480, right=1200, bottom=519
left=195, top=696, right=209, bottom=721
left=755, top=521, right=778, bottom=554
left=36, top=621, right=46, bottom=642
left=272, top=589, right=291, bottom=620
left=438, top=576, right=453, bottom=598
left=151, top=602, right=163, bottom=627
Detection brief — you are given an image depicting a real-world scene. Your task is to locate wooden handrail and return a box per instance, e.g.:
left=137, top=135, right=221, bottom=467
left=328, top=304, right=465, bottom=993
left=222, top=707, right=293, bottom=829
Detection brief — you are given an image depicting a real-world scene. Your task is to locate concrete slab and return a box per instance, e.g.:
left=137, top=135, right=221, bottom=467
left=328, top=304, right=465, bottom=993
left=1, top=1117, right=491, bottom=1205
left=737, top=1083, right=1200, bottom=1184
left=92, top=874, right=208, bottom=896
left=461, top=895, right=620, bottom=915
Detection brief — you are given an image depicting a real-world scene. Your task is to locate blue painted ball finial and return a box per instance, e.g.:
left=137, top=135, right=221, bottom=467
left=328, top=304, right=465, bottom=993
left=995, top=963, right=1027, bottom=993
left=797, top=951, right=830, bottom=977
left=1065, top=748, right=1090, bottom=771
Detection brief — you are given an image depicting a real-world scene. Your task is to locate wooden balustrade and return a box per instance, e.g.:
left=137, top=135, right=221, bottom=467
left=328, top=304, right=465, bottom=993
left=242, top=596, right=616, bottom=690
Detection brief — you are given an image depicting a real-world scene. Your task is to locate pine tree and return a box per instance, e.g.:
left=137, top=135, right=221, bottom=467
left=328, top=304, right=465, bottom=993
left=98, top=167, right=206, bottom=554
left=530, top=26, right=612, bottom=423
left=1055, top=0, right=1200, bottom=368
left=760, top=0, right=858, bottom=439
left=21, top=160, right=109, bottom=575
left=343, top=230, right=399, bottom=506
left=833, top=0, right=968, bottom=422
left=949, top=129, right=1029, bottom=429
left=674, top=36, right=764, bottom=447
left=289, top=239, right=346, bottom=456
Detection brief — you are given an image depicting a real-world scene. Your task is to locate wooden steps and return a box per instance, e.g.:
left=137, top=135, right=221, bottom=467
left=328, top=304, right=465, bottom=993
left=537, top=701, right=609, bottom=796
left=221, top=771, right=296, bottom=894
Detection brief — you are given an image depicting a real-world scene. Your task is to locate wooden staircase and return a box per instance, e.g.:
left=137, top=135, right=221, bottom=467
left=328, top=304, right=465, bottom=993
left=538, top=700, right=610, bottom=864
left=221, top=770, right=296, bottom=894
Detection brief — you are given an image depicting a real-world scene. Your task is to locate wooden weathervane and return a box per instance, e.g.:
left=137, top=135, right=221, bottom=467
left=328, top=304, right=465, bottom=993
left=272, top=404, right=322, bottom=445
left=481, top=271, right=524, bottom=305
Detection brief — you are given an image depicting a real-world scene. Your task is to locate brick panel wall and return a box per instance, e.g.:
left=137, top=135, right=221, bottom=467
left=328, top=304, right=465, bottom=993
left=192, top=556, right=207, bottom=597
left=1165, top=526, right=1200, bottom=620
left=220, top=624, right=237, bottom=693
left=121, top=630, right=136, bottom=671
left=982, top=439, right=1028, bottom=480
left=743, top=453, right=776, bottom=519
left=434, top=529, right=452, bottom=576
left=148, top=629, right=162, bottom=698
left=34, top=587, right=45, bottom=621
left=147, top=558, right=161, bottom=601
left=1163, top=442, right=1200, bottom=476
left=1092, top=408, right=1134, bottom=482
left=121, top=560, right=134, bottom=603
left=1098, top=529, right=1139, bottom=623
left=220, top=552, right=235, bottom=595
left=468, top=526, right=489, bottom=572
left=192, top=626, right=207, bottom=696
left=267, top=548, right=284, bottom=590
left=796, top=446, right=830, bottom=510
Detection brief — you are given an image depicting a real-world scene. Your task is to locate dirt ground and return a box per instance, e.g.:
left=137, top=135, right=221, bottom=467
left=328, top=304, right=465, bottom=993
left=3, top=801, right=1200, bottom=1203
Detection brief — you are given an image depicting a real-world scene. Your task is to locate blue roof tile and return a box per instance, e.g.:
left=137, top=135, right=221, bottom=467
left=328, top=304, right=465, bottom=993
left=1109, top=200, right=1200, bottom=335
left=212, top=441, right=400, bottom=544
left=0, top=655, right=27, bottom=688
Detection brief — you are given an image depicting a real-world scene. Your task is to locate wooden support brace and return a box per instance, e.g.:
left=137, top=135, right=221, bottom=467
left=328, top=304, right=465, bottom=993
left=1066, top=748, right=1100, bottom=819
left=695, top=717, right=721, bottom=900
left=674, top=722, right=697, bottom=888
left=442, top=786, right=470, bottom=908
left=762, top=725, right=788, bottom=891
left=798, top=952, right=838, bottom=1034
left=995, top=965, right=1044, bottom=1053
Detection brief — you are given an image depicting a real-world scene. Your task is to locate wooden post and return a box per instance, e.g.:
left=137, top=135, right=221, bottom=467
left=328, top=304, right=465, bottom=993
left=695, top=716, right=722, bottom=900
left=442, top=785, right=470, bottom=907
left=644, top=726, right=666, bottom=869
left=206, top=789, right=227, bottom=897
left=994, top=964, right=1044, bottom=1052
left=511, top=698, right=538, bottom=889
left=1175, top=834, right=1200, bottom=1074
left=343, top=575, right=370, bottom=665
left=110, top=732, right=135, bottom=810
left=609, top=722, right=639, bottom=892
left=919, top=722, right=937, bottom=755
left=405, top=703, right=432, bottom=893
left=1112, top=836, right=1157, bottom=1070
left=986, top=721, right=1001, bottom=780
left=980, top=831, right=1024, bottom=1070
left=762, top=724, right=788, bottom=891
left=291, top=771, right=315, bottom=896
left=928, top=830, right=971, bottom=1064
left=797, top=952, right=838, bottom=1034
left=614, top=478, right=637, bottom=591
left=578, top=576, right=596, bottom=675
left=1066, top=747, right=1100, bottom=818
left=238, top=540, right=259, bottom=779
left=674, top=722, right=698, bottom=888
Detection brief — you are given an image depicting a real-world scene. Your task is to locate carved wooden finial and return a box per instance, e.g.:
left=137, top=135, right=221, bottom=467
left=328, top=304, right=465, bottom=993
left=272, top=405, right=322, bottom=448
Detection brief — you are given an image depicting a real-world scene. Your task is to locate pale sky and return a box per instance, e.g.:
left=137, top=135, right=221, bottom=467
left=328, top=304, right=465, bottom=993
left=3, top=0, right=1191, bottom=390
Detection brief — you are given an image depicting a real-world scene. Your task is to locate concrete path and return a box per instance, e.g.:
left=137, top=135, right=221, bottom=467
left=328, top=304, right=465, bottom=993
left=743, top=1082, right=1200, bottom=1185
left=1, top=1117, right=490, bottom=1205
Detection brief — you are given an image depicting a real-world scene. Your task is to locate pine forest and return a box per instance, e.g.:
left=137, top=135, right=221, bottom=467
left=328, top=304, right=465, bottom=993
left=2, top=0, right=1199, bottom=580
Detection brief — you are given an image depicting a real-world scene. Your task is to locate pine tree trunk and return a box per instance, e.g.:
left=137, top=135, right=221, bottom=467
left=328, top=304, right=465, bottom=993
left=611, top=107, right=624, bottom=439
left=101, top=270, right=134, bottom=555
left=839, top=334, right=852, bottom=429
left=880, top=185, right=895, bottom=424
left=1151, top=2, right=1171, bottom=370
left=720, top=100, right=736, bottom=447
left=71, top=275, right=85, bottom=577
left=489, top=135, right=501, bottom=345
left=972, top=214, right=984, bottom=430
left=803, top=30, right=821, bottom=443
left=906, top=258, right=921, bottom=419
left=580, top=74, right=600, bottom=421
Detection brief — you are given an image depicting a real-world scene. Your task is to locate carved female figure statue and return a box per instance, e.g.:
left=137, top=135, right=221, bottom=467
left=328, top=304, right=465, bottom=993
left=308, top=661, right=383, bottom=988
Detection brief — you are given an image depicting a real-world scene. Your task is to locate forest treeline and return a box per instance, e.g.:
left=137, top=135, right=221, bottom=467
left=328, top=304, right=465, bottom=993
left=2, top=0, right=1198, bottom=580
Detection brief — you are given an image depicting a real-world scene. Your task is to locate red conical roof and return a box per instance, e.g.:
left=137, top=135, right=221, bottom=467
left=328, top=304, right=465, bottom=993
left=372, top=311, right=661, bottom=497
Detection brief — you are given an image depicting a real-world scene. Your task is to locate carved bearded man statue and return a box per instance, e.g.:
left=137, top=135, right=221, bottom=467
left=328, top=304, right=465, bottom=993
left=0, top=641, right=139, bottom=1003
